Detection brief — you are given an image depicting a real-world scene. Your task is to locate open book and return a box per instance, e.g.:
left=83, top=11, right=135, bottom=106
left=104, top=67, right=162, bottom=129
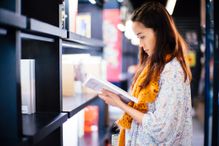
left=83, top=75, right=138, bottom=103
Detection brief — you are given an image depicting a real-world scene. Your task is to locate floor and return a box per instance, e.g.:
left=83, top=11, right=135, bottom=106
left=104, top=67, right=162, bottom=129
left=192, top=117, right=204, bottom=146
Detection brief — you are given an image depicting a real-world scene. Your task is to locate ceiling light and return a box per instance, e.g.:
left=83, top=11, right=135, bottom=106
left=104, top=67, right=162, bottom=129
left=131, top=36, right=139, bottom=46
left=124, top=20, right=134, bottom=39
left=89, top=0, right=96, bottom=4
left=117, top=23, right=125, bottom=32
left=165, top=0, right=177, bottom=15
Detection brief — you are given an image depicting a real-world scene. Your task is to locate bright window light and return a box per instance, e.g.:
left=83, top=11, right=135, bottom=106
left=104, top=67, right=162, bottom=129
left=124, top=20, right=134, bottom=39
left=131, top=37, right=140, bottom=46
left=117, top=23, right=125, bottom=32
left=165, top=0, right=177, bottom=15
left=89, top=0, right=96, bottom=4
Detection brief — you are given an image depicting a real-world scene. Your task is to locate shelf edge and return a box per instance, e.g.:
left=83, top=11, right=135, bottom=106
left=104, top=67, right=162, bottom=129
left=66, top=31, right=105, bottom=48
left=29, top=18, right=67, bottom=38
left=22, top=113, right=68, bottom=144
left=0, top=8, right=26, bottom=29
left=63, top=95, right=99, bottom=118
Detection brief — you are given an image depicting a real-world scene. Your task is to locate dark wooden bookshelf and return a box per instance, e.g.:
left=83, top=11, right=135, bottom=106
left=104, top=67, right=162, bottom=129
left=62, top=93, right=98, bottom=118
left=22, top=113, right=68, bottom=144
left=0, top=27, right=7, bottom=35
left=0, top=8, right=26, bottom=29
left=66, top=31, right=105, bottom=48
left=62, top=40, right=103, bottom=55
left=20, top=33, right=55, bottom=42
left=0, top=1, right=105, bottom=145
left=63, top=93, right=108, bottom=146
left=28, top=19, right=67, bottom=38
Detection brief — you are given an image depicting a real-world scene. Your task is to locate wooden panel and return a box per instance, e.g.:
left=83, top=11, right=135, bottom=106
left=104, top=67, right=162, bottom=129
left=29, top=19, right=67, bottom=38
left=0, top=0, right=16, bottom=11
left=22, top=39, right=61, bottom=112
left=0, top=8, right=26, bottom=29
left=67, top=31, right=104, bottom=47
left=0, top=31, right=22, bottom=141
left=22, top=0, right=61, bottom=26
left=62, top=93, right=98, bottom=117
left=22, top=113, right=68, bottom=144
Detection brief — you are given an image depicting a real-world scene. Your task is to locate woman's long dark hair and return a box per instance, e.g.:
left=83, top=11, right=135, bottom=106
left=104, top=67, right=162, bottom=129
left=131, top=1, right=192, bottom=88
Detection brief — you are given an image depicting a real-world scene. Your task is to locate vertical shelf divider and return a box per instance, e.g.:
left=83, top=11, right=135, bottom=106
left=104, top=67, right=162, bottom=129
left=0, top=29, right=22, bottom=143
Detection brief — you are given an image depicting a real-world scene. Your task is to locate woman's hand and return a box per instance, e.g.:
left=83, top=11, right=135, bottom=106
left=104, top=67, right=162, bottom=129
left=99, top=89, right=144, bottom=124
left=98, top=89, right=124, bottom=108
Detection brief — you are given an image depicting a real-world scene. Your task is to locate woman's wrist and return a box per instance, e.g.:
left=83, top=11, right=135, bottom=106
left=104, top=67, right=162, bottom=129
left=117, top=100, right=144, bottom=124
left=118, top=100, right=128, bottom=111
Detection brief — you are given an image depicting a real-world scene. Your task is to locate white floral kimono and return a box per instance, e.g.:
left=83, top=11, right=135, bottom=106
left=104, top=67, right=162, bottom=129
left=126, top=58, right=193, bottom=146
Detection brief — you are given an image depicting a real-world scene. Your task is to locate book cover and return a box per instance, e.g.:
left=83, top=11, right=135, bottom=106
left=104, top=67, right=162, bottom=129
left=21, top=59, right=36, bottom=114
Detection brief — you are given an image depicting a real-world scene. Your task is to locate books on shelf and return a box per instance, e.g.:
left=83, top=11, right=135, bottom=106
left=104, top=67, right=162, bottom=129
left=21, top=59, right=36, bottom=114
left=62, top=63, right=76, bottom=97
left=83, top=75, right=138, bottom=103
left=84, top=106, right=98, bottom=132
left=62, top=54, right=107, bottom=96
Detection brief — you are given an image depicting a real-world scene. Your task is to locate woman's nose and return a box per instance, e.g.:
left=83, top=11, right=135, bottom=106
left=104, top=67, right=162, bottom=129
left=139, top=41, right=144, bottom=48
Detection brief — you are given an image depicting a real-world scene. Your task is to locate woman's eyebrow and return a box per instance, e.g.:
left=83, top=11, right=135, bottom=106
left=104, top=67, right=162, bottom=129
left=137, top=32, right=142, bottom=36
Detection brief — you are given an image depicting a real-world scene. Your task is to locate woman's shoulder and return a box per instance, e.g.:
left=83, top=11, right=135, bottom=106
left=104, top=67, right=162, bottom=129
left=161, top=57, right=184, bottom=80
left=163, top=57, right=182, bottom=72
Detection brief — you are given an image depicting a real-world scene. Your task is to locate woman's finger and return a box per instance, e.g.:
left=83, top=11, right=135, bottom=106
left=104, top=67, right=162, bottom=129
left=98, top=94, right=110, bottom=102
left=98, top=94, right=106, bottom=100
left=102, top=89, right=117, bottom=97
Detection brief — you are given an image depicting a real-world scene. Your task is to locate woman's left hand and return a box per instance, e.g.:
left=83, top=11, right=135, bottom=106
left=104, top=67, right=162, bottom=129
left=99, top=89, right=144, bottom=124
left=98, top=89, right=124, bottom=107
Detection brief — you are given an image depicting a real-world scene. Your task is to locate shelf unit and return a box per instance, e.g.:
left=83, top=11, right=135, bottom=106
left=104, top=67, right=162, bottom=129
left=0, top=0, right=106, bottom=145
left=62, top=93, right=108, bottom=146
left=22, top=113, right=68, bottom=144
left=0, top=8, right=26, bottom=29
left=63, top=93, right=99, bottom=118
left=28, top=19, right=67, bottom=38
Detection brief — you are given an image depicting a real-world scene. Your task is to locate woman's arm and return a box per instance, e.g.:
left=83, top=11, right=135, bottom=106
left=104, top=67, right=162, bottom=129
left=98, top=89, right=144, bottom=124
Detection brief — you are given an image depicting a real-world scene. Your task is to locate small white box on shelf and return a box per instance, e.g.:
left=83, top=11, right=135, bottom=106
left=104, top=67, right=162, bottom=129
left=21, top=59, right=36, bottom=114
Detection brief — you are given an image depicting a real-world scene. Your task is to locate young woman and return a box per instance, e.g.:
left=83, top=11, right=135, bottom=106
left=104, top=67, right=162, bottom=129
left=99, top=1, right=192, bottom=146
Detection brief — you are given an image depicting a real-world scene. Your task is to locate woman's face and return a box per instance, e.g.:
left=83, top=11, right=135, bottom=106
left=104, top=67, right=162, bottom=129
left=132, top=21, right=157, bottom=56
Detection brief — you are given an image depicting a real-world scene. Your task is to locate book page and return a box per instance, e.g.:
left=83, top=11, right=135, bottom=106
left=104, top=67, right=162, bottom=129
left=83, top=76, right=138, bottom=103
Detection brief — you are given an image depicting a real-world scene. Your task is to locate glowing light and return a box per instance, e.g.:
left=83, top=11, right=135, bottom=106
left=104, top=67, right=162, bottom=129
left=165, top=0, right=177, bottom=15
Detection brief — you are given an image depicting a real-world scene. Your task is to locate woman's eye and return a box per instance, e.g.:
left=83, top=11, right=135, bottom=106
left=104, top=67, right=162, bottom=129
left=140, top=36, right=145, bottom=39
